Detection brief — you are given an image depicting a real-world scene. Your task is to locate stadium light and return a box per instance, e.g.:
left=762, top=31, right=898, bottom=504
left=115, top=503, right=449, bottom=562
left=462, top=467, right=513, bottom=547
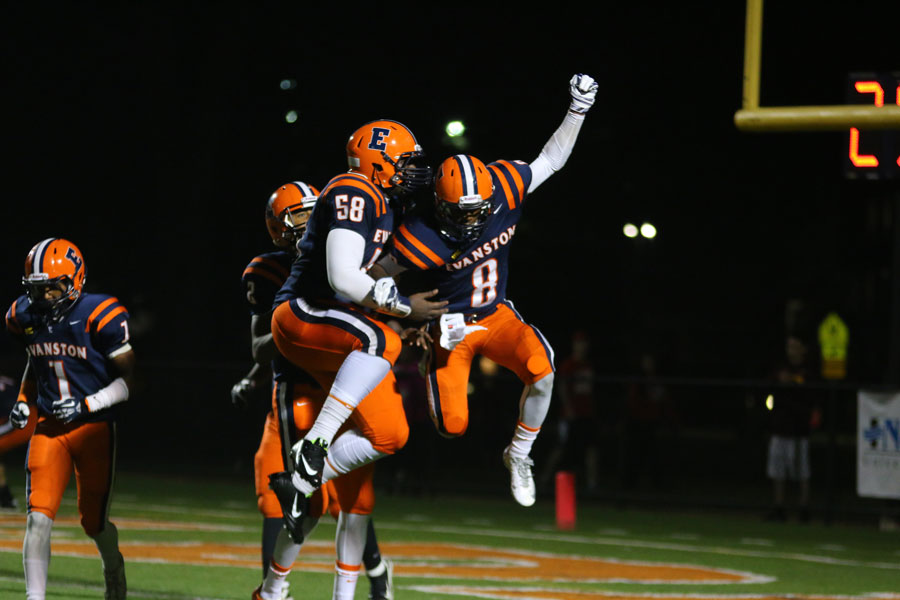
left=623, top=223, right=639, bottom=238
left=279, top=79, right=296, bottom=91
left=446, top=120, right=466, bottom=137
left=766, top=394, right=774, bottom=411
left=284, top=110, right=298, bottom=124
left=640, top=222, right=657, bottom=239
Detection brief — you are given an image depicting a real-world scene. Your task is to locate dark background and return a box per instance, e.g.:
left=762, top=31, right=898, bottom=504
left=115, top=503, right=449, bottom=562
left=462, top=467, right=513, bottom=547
left=1, top=4, right=898, bottom=507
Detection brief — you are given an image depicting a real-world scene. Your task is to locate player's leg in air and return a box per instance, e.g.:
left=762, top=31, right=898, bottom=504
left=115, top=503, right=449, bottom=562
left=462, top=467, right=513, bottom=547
left=257, top=377, right=402, bottom=600
left=426, top=302, right=554, bottom=507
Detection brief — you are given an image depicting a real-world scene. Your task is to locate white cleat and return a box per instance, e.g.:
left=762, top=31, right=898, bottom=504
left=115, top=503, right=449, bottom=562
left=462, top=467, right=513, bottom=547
left=502, top=445, right=536, bottom=507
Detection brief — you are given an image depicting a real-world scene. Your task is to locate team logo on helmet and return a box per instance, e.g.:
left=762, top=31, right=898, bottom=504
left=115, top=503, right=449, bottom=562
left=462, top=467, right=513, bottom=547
left=22, top=238, right=87, bottom=323
left=346, top=120, right=432, bottom=197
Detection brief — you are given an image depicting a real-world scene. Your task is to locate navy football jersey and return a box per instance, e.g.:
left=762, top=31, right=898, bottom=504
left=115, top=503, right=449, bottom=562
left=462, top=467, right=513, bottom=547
left=275, top=173, right=395, bottom=308
left=241, top=250, right=319, bottom=386
left=391, top=159, right=533, bottom=317
left=5, top=293, right=131, bottom=421
left=242, top=250, right=293, bottom=317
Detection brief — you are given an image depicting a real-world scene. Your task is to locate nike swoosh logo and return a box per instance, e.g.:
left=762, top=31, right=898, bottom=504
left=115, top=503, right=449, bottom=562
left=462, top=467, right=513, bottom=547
left=290, top=494, right=303, bottom=518
left=301, top=453, right=318, bottom=476
left=69, top=320, right=81, bottom=325
left=493, top=204, right=503, bottom=214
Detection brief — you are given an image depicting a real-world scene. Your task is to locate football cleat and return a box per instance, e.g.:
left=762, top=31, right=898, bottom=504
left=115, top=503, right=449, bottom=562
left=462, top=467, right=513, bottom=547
left=103, top=558, right=127, bottom=600
left=269, top=471, right=310, bottom=544
left=368, top=557, right=394, bottom=600
left=290, top=438, right=328, bottom=492
left=251, top=582, right=293, bottom=600
left=502, top=445, right=536, bottom=507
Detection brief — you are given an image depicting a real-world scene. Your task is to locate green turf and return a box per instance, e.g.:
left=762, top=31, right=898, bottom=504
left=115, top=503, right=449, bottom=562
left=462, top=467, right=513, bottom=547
left=0, top=469, right=898, bottom=599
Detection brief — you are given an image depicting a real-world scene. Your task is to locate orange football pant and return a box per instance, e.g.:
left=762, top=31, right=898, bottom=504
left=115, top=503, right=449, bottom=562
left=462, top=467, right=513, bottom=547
left=425, top=302, right=554, bottom=437
left=26, top=417, right=115, bottom=536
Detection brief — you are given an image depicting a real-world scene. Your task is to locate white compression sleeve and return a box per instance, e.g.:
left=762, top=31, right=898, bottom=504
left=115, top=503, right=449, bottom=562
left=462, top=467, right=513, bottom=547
left=527, top=111, right=586, bottom=194
left=84, top=377, right=129, bottom=413
left=326, top=228, right=378, bottom=304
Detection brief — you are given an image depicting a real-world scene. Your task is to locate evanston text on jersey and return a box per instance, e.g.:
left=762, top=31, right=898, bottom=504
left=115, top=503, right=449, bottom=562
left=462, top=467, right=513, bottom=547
left=446, top=225, right=516, bottom=271
left=27, top=342, right=88, bottom=360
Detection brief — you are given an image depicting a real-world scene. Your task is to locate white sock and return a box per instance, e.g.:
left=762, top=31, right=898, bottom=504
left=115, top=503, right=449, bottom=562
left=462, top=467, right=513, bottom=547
left=332, top=512, right=368, bottom=600
left=307, top=352, right=391, bottom=446
left=322, top=429, right=387, bottom=483
left=508, top=373, right=553, bottom=459
left=92, top=522, right=124, bottom=573
left=24, top=512, right=52, bottom=600
left=260, top=525, right=315, bottom=599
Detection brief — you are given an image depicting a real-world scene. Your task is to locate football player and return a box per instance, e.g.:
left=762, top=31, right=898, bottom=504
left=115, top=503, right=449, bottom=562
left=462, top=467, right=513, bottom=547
left=269, top=120, right=447, bottom=505
left=241, top=183, right=394, bottom=600
left=5, top=238, right=133, bottom=600
left=372, top=74, right=598, bottom=507
left=0, top=371, right=37, bottom=509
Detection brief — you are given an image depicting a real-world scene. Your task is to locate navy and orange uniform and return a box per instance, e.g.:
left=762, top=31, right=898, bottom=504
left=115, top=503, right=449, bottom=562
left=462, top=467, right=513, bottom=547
left=274, top=172, right=403, bottom=378
left=390, top=159, right=556, bottom=437
left=0, top=374, right=36, bottom=453
left=240, top=249, right=325, bottom=518
left=5, top=293, right=130, bottom=422
left=276, top=172, right=395, bottom=308
left=5, top=293, right=130, bottom=535
left=271, top=171, right=408, bottom=455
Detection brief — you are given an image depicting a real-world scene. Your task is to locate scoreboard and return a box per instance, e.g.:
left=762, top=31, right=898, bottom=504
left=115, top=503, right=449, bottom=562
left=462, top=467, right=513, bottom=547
left=845, top=72, right=900, bottom=180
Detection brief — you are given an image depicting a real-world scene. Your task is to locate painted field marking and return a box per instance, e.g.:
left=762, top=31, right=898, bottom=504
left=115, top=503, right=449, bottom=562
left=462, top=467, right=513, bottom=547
left=739, top=539, right=774, bottom=547
left=404, top=586, right=900, bottom=600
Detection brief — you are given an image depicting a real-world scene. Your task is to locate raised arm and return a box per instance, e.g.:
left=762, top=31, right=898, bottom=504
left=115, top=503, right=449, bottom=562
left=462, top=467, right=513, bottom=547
left=527, top=74, right=598, bottom=194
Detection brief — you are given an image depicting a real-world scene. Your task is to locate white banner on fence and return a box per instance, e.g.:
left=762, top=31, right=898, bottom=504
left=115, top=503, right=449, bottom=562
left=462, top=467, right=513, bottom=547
left=857, top=389, right=900, bottom=499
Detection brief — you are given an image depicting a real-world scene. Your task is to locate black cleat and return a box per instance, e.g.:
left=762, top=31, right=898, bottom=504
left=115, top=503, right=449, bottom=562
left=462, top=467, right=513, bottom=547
left=269, top=471, right=309, bottom=544
left=291, top=438, right=328, bottom=490
left=368, top=557, right=394, bottom=600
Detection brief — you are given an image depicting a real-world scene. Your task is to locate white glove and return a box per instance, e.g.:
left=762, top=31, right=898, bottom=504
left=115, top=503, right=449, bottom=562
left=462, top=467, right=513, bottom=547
left=372, top=277, right=411, bottom=317
left=52, top=397, right=87, bottom=424
left=439, top=313, right=487, bottom=351
left=568, top=73, right=598, bottom=114
left=9, top=402, right=30, bottom=429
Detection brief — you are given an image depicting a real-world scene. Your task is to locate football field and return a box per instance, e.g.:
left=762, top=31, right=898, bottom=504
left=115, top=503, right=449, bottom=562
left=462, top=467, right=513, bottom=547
left=0, top=470, right=898, bottom=599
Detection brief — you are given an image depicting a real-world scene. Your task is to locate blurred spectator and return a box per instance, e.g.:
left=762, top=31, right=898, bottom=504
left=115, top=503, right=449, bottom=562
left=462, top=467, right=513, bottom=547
left=621, top=352, right=676, bottom=490
left=764, top=334, right=821, bottom=522
left=538, top=330, right=599, bottom=493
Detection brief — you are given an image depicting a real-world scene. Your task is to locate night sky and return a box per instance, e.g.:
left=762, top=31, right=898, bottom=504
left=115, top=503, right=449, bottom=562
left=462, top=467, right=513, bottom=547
left=3, top=3, right=899, bottom=387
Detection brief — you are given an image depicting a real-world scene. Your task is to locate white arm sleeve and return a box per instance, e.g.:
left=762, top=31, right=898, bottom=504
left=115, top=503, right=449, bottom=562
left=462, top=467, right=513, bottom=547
left=84, top=377, right=129, bottom=412
left=326, top=228, right=378, bottom=304
left=527, top=111, right=586, bottom=194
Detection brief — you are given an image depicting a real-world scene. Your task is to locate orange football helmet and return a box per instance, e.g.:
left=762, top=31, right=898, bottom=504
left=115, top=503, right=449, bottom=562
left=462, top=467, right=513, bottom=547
left=22, top=238, right=86, bottom=321
left=346, top=120, right=432, bottom=195
left=265, top=181, right=319, bottom=249
left=434, top=155, right=494, bottom=244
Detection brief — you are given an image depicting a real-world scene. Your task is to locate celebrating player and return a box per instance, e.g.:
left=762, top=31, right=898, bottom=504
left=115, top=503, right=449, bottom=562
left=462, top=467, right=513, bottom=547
left=269, top=120, right=447, bottom=507
left=5, top=238, right=133, bottom=600
left=373, top=74, right=598, bottom=507
left=241, top=183, right=393, bottom=600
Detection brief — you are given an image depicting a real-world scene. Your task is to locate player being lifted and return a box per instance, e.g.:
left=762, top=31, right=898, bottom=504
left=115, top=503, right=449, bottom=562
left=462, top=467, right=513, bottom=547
left=234, top=183, right=393, bottom=600
left=5, top=238, right=133, bottom=600
left=269, top=120, right=447, bottom=507
left=374, top=74, right=598, bottom=506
